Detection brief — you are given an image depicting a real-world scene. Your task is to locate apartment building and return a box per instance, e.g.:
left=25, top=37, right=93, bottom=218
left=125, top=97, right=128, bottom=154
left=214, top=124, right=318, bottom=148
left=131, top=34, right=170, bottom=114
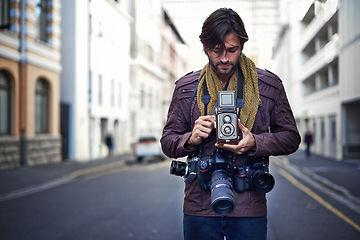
left=60, top=0, right=132, bottom=161
left=161, top=10, right=188, bottom=125
left=60, top=0, right=187, bottom=162
left=274, top=0, right=360, bottom=160
left=0, top=0, right=62, bottom=168
left=129, top=0, right=170, bottom=145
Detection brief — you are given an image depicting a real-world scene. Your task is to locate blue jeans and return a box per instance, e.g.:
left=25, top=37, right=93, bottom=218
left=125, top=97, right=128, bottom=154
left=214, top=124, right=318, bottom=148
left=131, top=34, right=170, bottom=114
left=183, top=214, right=267, bottom=240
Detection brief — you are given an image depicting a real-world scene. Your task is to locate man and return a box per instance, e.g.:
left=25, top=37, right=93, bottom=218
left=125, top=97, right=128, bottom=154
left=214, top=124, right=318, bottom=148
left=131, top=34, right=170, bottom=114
left=305, top=129, right=313, bottom=158
left=161, top=8, right=300, bottom=240
left=105, top=134, right=114, bottom=157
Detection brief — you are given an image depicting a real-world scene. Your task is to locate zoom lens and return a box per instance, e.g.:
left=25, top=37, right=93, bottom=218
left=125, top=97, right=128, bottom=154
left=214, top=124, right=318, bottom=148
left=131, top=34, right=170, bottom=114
left=210, top=169, right=235, bottom=216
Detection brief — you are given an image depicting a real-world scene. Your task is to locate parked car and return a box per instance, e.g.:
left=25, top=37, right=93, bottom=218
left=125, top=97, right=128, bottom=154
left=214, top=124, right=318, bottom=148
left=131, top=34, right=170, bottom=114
left=134, top=136, right=165, bottom=162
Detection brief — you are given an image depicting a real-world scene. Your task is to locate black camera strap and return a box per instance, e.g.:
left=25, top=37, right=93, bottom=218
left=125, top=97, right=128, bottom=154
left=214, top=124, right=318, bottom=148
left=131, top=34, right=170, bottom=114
left=236, top=69, right=245, bottom=118
left=203, top=67, right=245, bottom=116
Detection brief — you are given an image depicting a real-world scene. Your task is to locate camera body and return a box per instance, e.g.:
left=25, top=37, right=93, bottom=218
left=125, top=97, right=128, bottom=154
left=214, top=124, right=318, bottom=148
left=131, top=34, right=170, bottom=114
left=234, top=162, right=275, bottom=193
left=197, top=149, right=236, bottom=216
left=216, top=91, right=239, bottom=144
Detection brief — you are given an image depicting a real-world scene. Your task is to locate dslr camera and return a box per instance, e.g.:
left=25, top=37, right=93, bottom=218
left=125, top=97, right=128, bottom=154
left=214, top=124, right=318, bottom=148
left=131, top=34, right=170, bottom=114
left=215, top=91, right=239, bottom=144
left=170, top=156, right=198, bottom=183
left=196, top=149, right=236, bottom=216
left=234, top=162, right=275, bottom=193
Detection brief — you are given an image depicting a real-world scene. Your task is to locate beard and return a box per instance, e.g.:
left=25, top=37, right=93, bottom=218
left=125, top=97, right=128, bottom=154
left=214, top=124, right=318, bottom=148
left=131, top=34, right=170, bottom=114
left=208, top=57, right=240, bottom=78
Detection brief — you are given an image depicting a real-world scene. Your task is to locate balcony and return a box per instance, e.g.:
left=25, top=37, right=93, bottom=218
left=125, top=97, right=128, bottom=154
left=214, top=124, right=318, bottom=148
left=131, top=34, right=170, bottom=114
left=299, top=33, right=339, bottom=83
left=298, top=0, right=339, bottom=53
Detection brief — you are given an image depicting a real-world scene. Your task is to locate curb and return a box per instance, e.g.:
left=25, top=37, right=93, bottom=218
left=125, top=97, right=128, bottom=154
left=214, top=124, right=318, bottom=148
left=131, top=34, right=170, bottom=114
left=272, top=156, right=360, bottom=215
left=69, top=160, right=126, bottom=179
left=0, top=160, right=127, bottom=202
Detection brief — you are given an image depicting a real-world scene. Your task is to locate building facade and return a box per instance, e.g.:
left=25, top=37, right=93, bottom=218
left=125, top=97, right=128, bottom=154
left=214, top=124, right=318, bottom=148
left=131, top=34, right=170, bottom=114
left=0, top=0, right=62, bottom=168
left=273, top=0, right=360, bottom=160
left=161, top=10, right=188, bottom=126
left=128, top=0, right=164, bottom=145
left=60, top=0, right=132, bottom=161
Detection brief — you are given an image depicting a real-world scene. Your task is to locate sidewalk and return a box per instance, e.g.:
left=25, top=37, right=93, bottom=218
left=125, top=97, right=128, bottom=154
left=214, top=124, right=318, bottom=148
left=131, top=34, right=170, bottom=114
left=0, top=154, right=135, bottom=201
left=286, top=150, right=360, bottom=199
left=273, top=150, right=360, bottom=214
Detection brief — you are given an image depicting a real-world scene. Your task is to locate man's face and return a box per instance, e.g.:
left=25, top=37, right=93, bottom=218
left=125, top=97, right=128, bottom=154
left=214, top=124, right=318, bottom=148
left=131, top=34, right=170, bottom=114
left=205, top=32, right=242, bottom=80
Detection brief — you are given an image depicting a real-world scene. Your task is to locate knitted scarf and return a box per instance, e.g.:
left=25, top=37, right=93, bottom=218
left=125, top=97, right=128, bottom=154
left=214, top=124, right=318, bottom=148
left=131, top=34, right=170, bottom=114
left=197, top=54, right=259, bottom=131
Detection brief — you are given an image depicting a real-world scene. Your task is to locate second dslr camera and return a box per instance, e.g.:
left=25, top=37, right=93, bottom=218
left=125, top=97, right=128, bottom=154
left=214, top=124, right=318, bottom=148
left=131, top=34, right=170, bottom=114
left=216, top=90, right=239, bottom=144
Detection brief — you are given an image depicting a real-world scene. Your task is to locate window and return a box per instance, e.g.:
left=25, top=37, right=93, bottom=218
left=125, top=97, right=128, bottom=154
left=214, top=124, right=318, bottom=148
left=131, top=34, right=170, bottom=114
left=111, top=80, right=114, bottom=107
left=35, top=0, right=48, bottom=42
left=330, top=116, right=336, bottom=142
left=98, top=75, right=102, bottom=105
left=35, top=78, right=49, bottom=133
left=118, top=82, right=122, bottom=108
left=140, top=86, right=145, bottom=108
left=0, top=71, right=11, bottom=134
left=0, top=0, right=10, bottom=29
left=320, top=118, right=325, bottom=140
left=149, top=87, right=152, bottom=109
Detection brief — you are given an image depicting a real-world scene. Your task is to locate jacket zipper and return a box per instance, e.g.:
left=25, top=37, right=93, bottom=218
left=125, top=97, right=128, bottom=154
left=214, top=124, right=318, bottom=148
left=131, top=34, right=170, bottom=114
left=181, top=89, right=194, bottom=93
left=259, top=98, right=266, bottom=126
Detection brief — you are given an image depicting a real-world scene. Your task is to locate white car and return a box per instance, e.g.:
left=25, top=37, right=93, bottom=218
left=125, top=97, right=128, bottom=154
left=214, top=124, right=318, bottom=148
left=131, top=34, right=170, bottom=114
left=134, top=136, right=165, bottom=162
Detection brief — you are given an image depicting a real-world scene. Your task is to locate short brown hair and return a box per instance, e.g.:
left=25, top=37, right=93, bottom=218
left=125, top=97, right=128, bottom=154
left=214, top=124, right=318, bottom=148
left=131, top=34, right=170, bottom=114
left=199, top=8, right=248, bottom=51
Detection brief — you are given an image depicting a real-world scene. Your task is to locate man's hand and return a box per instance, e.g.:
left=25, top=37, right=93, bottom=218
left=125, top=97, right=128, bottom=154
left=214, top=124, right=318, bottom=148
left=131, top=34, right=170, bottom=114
left=185, top=115, right=215, bottom=149
left=215, top=119, right=256, bottom=154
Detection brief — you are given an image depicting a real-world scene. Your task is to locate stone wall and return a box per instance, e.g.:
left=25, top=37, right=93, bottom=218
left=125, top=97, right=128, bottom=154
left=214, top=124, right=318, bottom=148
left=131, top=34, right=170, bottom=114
left=0, top=134, right=62, bottom=169
left=26, top=135, right=62, bottom=166
left=0, top=136, right=21, bottom=169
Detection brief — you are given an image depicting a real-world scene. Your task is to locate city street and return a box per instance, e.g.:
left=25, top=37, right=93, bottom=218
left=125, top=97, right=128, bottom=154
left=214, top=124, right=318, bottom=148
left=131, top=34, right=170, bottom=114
left=1, top=158, right=360, bottom=240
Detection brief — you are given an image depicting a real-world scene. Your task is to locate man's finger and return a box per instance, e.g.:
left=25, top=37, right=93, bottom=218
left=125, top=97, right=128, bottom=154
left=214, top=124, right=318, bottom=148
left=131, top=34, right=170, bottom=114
left=238, top=119, right=245, bottom=130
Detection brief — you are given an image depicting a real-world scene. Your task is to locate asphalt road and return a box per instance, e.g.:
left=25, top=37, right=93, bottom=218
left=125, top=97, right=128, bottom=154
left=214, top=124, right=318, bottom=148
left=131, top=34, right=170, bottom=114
left=0, top=158, right=359, bottom=240
left=268, top=161, right=360, bottom=240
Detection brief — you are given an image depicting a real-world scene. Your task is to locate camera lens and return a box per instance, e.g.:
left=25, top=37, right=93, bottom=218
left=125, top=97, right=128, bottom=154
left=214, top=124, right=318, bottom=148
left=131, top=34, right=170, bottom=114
left=170, top=160, right=187, bottom=176
left=251, top=170, right=275, bottom=193
left=210, top=169, right=235, bottom=216
left=221, top=124, right=234, bottom=136
left=223, top=115, right=231, bottom=123
left=224, top=126, right=231, bottom=134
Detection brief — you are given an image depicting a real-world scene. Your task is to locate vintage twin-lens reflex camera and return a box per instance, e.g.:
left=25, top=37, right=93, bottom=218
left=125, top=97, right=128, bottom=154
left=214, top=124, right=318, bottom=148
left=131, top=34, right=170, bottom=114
left=215, top=90, right=239, bottom=144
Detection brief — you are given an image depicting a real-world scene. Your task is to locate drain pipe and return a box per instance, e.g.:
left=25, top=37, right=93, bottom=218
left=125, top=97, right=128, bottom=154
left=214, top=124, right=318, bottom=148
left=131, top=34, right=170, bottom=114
left=19, top=0, right=28, bottom=166
left=88, top=0, right=93, bottom=160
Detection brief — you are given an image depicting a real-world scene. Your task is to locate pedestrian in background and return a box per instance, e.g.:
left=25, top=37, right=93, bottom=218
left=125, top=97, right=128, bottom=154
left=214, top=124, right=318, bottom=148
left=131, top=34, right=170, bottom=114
left=161, top=8, right=300, bottom=240
left=105, top=134, right=114, bottom=158
left=305, top=129, right=313, bottom=158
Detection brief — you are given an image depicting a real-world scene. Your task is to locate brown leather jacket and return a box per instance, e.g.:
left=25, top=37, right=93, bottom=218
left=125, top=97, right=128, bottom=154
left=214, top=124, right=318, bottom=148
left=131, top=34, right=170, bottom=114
left=161, top=68, right=301, bottom=217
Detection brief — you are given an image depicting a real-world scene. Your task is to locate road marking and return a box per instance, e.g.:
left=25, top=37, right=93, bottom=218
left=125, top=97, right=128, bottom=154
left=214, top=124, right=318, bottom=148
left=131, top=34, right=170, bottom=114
left=0, top=177, right=74, bottom=202
left=0, top=161, right=127, bottom=202
left=278, top=168, right=360, bottom=232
